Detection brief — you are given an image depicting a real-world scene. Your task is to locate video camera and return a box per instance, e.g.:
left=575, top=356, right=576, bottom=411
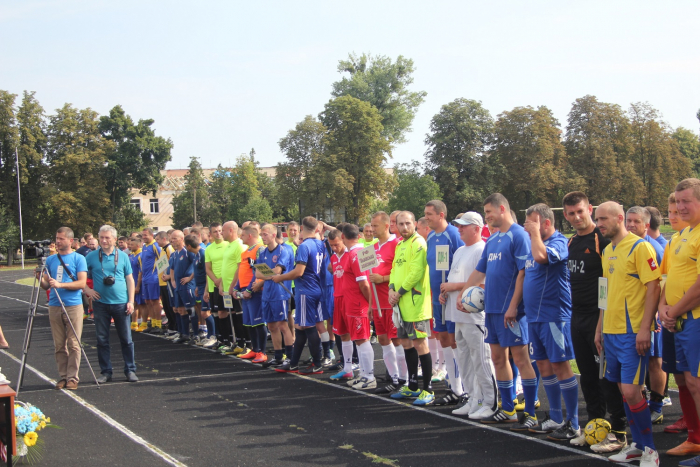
left=21, top=239, right=52, bottom=259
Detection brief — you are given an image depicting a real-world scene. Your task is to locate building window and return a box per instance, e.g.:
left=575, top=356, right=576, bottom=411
left=150, top=198, right=159, bottom=214
left=130, top=199, right=141, bottom=211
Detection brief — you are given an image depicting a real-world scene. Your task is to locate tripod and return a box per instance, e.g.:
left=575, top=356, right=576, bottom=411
left=16, top=257, right=100, bottom=395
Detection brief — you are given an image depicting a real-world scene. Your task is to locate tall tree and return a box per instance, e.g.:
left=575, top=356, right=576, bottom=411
left=493, top=106, right=574, bottom=213
left=564, top=95, right=640, bottom=206
left=320, top=96, right=393, bottom=224
left=424, top=98, right=494, bottom=215
left=673, top=127, right=700, bottom=177
left=332, top=53, right=426, bottom=144
left=0, top=91, right=19, bottom=216
left=388, top=161, right=443, bottom=218
left=171, top=157, right=210, bottom=228
left=98, top=105, right=173, bottom=221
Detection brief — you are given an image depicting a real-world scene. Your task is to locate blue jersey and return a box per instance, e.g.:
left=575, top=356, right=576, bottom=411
left=140, top=241, right=162, bottom=283
left=523, top=230, right=572, bottom=322
left=129, top=251, right=141, bottom=283
left=476, top=223, right=531, bottom=315
left=258, top=243, right=294, bottom=301
left=194, top=247, right=207, bottom=287
left=319, top=240, right=333, bottom=289
left=171, top=247, right=196, bottom=285
left=652, top=234, right=667, bottom=250
left=426, top=224, right=464, bottom=289
left=45, top=252, right=88, bottom=307
left=295, top=238, right=324, bottom=297
left=644, top=235, right=664, bottom=264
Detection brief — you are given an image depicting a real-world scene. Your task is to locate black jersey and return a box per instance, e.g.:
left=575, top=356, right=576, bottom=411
left=567, top=227, right=610, bottom=314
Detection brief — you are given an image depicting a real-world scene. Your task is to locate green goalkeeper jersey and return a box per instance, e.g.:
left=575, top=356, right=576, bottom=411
left=389, top=232, right=432, bottom=322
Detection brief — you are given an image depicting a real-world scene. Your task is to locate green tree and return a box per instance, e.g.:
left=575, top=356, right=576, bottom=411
left=171, top=157, right=210, bottom=228
left=493, top=106, right=574, bottom=213
left=0, top=91, right=19, bottom=216
left=388, top=161, right=443, bottom=218
left=320, top=96, right=393, bottom=224
left=628, top=102, right=692, bottom=208
left=0, top=205, right=19, bottom=263
left=113, top=204, right=148, bottom=237
left=673, top=127, right=700, bottom=178
left=228, top=153, right=261, bottom=223
left=239, top=195, right=273, bottom=224
left=332, top=53, right=426, bottom=144
left=564, top=95, right=640, bottom=206
left=203, top=165, right=235, bottom=224
left=424, top=98, right=495, bottom=215
left=99, top=105, right=173, bottom=221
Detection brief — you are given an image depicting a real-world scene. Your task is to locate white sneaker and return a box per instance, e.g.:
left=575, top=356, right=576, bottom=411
left=202, top=337, right=218, bottom=349
left=166, top=332, right=180, bottom=341
left=591, top=433, right=627, bottom=453
left=468, top=399, right=483, bottom=417
left=639, top=446, right=659, bottom=467
left=452, top=402, right=472, bottom=415
left=468, top=406, right=495, bottom=420
left=352, top=377, right=377, bottom=390
left=608, top=442, right=643, bottom=463
left=569, top=431, right=587, bottom=446
left=347, top=376, right=362, bottom=387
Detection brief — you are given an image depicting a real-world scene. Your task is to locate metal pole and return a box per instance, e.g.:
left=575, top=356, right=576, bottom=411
left=441, top=271, right=446, bottom=325
left=15, top=147, right=24, bottom=269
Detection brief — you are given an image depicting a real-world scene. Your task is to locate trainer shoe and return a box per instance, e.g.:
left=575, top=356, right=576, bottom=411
left=303, top=356, right=313, bottom=365
left=665, top=415, right=687, bottom=433
left=232, top=346, right=247, bottom=356
left=143, top=325, right=154, bottom=334
left=650, top=410, right=663, bottom=424
left=274, top=362, right=298, bottom=373
left=663, top=395, right=673, bottom=406
left=431, top=369, right=446, bottom=383
left=328, top=361, right=344, bottom=371
left=330, top=370, right=354, bottom=380
left=202, top=337, right=218, bottom=348
left=679, top=455, right=700, bottom=466
left=547, top=420, right=581, bottom=441
left=238, top=350, right=257, bottom=359
left=511, top=412, right=538, bottom=432
left=352, top=377, right=377, bottom=390
left=320, top=357, right=333, bottom=367
left=347, top=376, right=362, bottom=387
left=528, top=415, right=564, bottom=434
left=390, top=386, right=421, bottom=400
left=468, top=406, right=495, bottom=420
left=414, top=390, right=435, bottom=406
left=667, top=440, right=700, bottom=457
left=608, top=442, right=643, bottom=463
left=130, top=322, right=138, bottom=331
left=166, top=332, right=180, bottom=341
left=480, top=408, right=517, bottom=424
left=352, top=362, right=360, bottom=371
left=639, top=446, right=659, bottom=467
left=570, top=431, right=588, bottom=447
left=252, top=352, right=268, bottom=364
left=173, top=336, right=189, bottom=344
left=151, top=327, right=164, bottom=335
left=298, top=363, right=323, bottom=375
left=513, top=398, right=525, bottom=411
left=374, top=383, right=399, bottom=394
left=262, top=358, right=285, bottom=368
left=329, top=350, right=335, bottom=361
left=590, top=432, right=627, bottom=453
left=434, top=390, right=461, bottom=406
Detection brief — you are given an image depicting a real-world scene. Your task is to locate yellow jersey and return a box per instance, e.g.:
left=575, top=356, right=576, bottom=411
left=665, top=226, right=700, bottom=319
left=158, top=244, right=175, bottom=286
left=602, top=233, right=660, bottom=334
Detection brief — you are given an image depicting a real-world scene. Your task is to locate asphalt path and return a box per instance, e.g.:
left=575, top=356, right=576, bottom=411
left=0, top=268, right=687, bottom=466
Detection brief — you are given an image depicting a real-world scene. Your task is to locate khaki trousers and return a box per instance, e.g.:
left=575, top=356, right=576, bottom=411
left=48, top=304, right=84, bottom=382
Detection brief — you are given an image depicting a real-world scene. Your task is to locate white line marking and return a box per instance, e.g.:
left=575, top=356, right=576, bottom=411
left=0, top=293, right=48, bottom=309
left=1, top=351, right=188, bottom=466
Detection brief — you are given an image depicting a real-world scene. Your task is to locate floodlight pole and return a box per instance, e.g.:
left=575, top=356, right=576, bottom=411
left=15, top=147, right=25, bottom=269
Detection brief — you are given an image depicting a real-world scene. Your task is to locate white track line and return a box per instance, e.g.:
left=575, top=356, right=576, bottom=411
left=1, top=351, right=188, bottom=467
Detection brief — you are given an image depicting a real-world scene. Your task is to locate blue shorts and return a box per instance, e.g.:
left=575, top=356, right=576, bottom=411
left=172, top=285, right=196, bottom=308
left=294, top=293, right=322, bottom=327
left=194, top=284, right=210, bottom=311
left=142, top=280, right=160, bottom=301
left=134, top=289, right=144, bottom=306
left=432, top=297, right=455, bottom=333
left=662, top=327, right=677, bottom=374
left=529, top=321, right=574, bottom=363
left=675, top=313, right=700, bottom=377
left=484, top=313, right=529, bottom=347
left=321, top=286, right=334, bottom=321
left=603, top=333, right=649, bottom=385
left=241, top=292, right=263, bottom=327
left=649, top=326, right=662, bottom=358
left=263, top=300, right=288, bottom=323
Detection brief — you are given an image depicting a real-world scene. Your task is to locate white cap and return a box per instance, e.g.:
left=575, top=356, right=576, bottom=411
left=453, top=211, right=484, bottom=228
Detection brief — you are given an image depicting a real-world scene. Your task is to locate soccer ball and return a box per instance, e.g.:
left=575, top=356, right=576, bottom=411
left=584, top=418, right=611, bottom=445
left=460, top=286, right=485, bottom=313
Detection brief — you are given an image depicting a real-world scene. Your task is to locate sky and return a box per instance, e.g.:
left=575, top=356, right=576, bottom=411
left=2, top=1, right=699, bottom=170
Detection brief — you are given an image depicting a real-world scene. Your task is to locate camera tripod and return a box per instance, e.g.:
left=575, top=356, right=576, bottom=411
left=16, top=257, right=100, bottom=395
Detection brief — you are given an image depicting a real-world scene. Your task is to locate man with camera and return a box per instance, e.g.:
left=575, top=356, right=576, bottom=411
left=36, top=227, right=87, bottom=390
left=84, top=225, right=138, bottom=383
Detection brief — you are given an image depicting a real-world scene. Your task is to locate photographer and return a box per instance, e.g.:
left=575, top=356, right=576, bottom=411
left=84, top=225, right=138, bottom=383
left=36, top=227, right=87, bottom=390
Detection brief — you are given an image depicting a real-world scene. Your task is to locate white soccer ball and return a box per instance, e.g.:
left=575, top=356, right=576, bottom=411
left=461, top=286, right=485, bottom=313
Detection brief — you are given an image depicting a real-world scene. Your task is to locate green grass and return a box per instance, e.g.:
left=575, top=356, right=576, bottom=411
left=659, top=224, right=675, bottom=235
left=16, top=277, right=35, bottom=286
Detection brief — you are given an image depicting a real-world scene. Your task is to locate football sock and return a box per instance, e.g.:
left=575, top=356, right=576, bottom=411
left=205, top=315, right=215, bottom=338
left=358, top=341, right=375, bottom=380
left=532, top=360, right=541, bottom=397
left=274, top=349, right=284, bottom=361
left=381, top=344, right=399, bottom=383
left=442, top=346, right=463, bottom=396
left=560, top=376, right=580, bottom=429
left=522, top=377, right=538, bottom=415
left=352, top=342, right=359, bottom=364
left=542, top=374, right=563, bottom=423
left=304, top=327, right=322, bottom=366
left=335, top=335, right=344, bottom=359
left=419, top=352, right=433, bottom=392
left=679, top=384, right=700, bottom=444
left=180, top=314, right=190, bottom=337
left=342, top=340, right=353, bottom=374
left=648, top=390, right=664, bottom=414
left=428, top=339, right=439, bottom=371
left=628, top=398, right=655, bottom=450
left=395, top=345, right=408, bottom=382
left=213, top=317, right=221, bottom=341
left=290, top=329, right=307, bottom=367
left=404, top=347, right=420, bottom=391
left=285, top=345, right=293, bottom=359
left=437, top=344, right=445, bottom=372
left=320, top=331, right=331, bottom=359
left=175, top=314, right=182, bottom=334
left=498, top=380, right=515, bottom=412
left=249, top=327, right=259, bottom=352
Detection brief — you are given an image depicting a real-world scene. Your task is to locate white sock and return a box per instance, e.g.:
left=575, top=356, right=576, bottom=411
left=137, top=318, right=142, bottom=324
left=429, top=338, right=439, bottom=370
left=320, top=331, right=330, bottom=342
left=437, top=343, right=445, bottom=371
left=382, top=344, right=399, bottom=383
left=342, top=340, right=353, bottom=374
left=442, top=346, right=463, bottom=396
left=395, top=344, right=408, bottom=382
left=358, top=341, right=375, bottom=380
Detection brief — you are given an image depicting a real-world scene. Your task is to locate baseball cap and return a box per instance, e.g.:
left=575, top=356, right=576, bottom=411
left=453, top=212, right=484, bottom=228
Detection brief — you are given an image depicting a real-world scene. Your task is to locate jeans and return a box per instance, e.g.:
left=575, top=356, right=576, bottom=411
left=93, top=301, right=136, bottom=376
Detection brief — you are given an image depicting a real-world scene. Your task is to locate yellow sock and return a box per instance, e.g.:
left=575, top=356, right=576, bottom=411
left=155, top=319, right=161, bottom=329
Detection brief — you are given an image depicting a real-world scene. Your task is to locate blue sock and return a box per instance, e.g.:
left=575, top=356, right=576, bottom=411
left=560, top=376, right=580, bottom=429
left=510, top=359, right=519, bottom=390
left=322, top=340, right=330, bottom=359
left=628, top=399, right=655, bottom=450
left=623, top=399, right=642, bottom=447
left=290, top=329, right=307, bottom=367
left=205, top=315, right=215, bottom=338
left=257, top=326, right=268, bottom=353
left=522, top=378, right=538, bottom=415
left=249, top=327, right=259, bottom=352
left=532, top=361, right=541, bottom=401
left=175, top=314, right=183, bottom=334
left=305, top=327, right=322, bottom=366
left=542, top=375, right=563, bottom=423
left=329, top=339, right=335, bottom=351
left=181, top=314, right=190, bottom=337
left=285, top=345, right=293, bottom=359
left=498, top=380, right=515, bottom=412
left=274, top=349, right=284, bottom=361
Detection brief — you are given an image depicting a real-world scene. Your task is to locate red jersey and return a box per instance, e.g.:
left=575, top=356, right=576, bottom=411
left=481, top=226, right=491, bottom=242
left=372, top=237, right=399, bottom=309
left=331, top=251, right=348, bottom=297
left=341, top=244, right=369, bottom=317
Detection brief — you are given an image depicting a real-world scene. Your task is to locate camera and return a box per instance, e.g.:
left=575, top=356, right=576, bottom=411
left=103, top=276, right=115, bottom=286
left=22, top=239, right=52, bottom=259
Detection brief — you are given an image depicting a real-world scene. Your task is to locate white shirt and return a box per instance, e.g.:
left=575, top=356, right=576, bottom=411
left=446, top=241, right=485, bottom=324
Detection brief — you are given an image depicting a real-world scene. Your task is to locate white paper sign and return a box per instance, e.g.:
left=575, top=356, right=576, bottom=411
left=435, top=245, right=450, bottom=271
left=156, top=254, right=169, bottom=274
left=598, top=277, right=608, bottom=310
left=357, top=245, right=379, bottom=272
left=56, top=265, right=64, bottom=282
left=254, top=263, right=275, bottom=276
left=223, top=294, right=233, bottom=309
